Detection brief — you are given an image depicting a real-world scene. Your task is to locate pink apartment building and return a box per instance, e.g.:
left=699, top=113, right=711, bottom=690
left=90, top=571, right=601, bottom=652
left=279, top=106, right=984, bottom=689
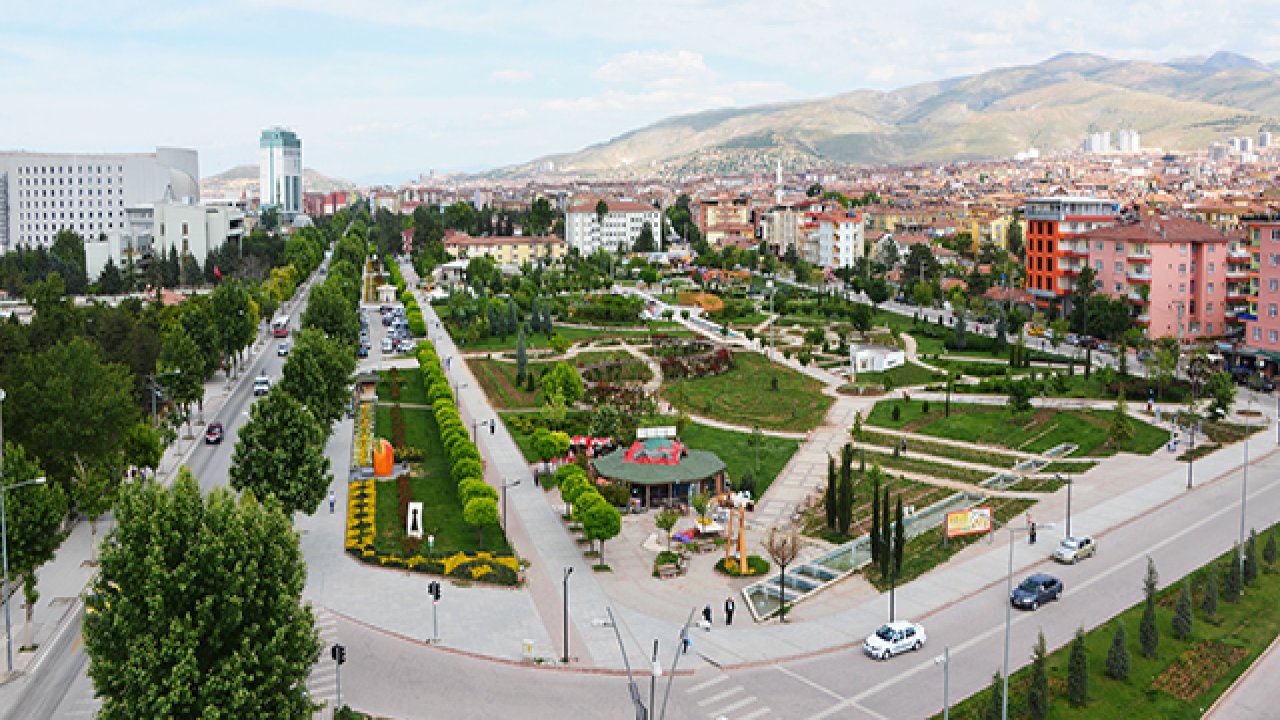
left=1240, top=216, right=1280, bottom=365
left=1077, top=214, right=1228, bottom=341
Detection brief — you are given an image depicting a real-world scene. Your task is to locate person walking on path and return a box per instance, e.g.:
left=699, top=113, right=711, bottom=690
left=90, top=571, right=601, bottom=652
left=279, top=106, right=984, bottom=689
left=329, top=490, right=336, bottom=514
left=702, top=604, right=713, bottom=628
left=724, top=597, right=736, bottom=626
left=680, top=625, right=690, bottom=654
left=1029, top=521, right=1037, bottom=545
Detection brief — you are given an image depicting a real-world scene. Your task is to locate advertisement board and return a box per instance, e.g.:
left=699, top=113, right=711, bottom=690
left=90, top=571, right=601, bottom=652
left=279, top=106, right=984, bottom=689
left=945, top=506, right=993, bottom=538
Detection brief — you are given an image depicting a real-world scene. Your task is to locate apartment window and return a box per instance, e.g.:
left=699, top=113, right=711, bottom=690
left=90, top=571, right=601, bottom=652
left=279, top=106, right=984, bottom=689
left=1273, top=229, right=1280, bottom=241
left=1269, top=304, right=1277, bottom=318
left=1273, top=279, right=1279, bottom=292
left=1115, top=242, right=1123, bottom=252
left=1208, top=262, right=1214, bottom=274
left=1179, top=283, right=1186, bottom=293
left=1179, top=264, right=1186, bottom=275
left=1095, top=260, right=1103, bottom=271
left=1208, top=283, right=1215, bottom=294
left=1096, top=241, right=1104, bottom=251
left=1180, top=244, right=1188, bottom=255
left=1207, top=302, right=1214, bottom=314
left=1115, top=262, right=1123, bottom=273
left=1114, top=283, right=1123, bottom=293
left=1207, top=323, right=1214, bottom=333
left=1273, top=330, right=1279, bottom=343
left=1273, top=254, right=1280, bottom=267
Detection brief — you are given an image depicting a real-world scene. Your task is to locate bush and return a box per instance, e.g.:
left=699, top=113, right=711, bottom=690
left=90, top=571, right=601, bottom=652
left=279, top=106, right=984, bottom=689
left=599, top=482, right=630, bottom=508
left=1067, top=628, right=1089, bottom=706
left=451, top=458, right=483, bottom=484
left=891, top=404, right=901, bottom=422
left=921, top=400, right=930, bottom=414
left=1105, top=623, right=1130, bottom=680
left=1172, top=581, right=1193, bottom=640
left=714, top=555, right=771, bottom=577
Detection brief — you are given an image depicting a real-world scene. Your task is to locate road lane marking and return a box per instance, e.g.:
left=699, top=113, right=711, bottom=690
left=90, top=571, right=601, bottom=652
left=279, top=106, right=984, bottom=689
left=712, top=695, right=758, bottom=716
left=737, top=708, right=773, bottom=720
left=698, top=687, right=742, bottom=706
left=688, top=674, right=729, bottom=693
left=774, top=664, right=843, bottom=700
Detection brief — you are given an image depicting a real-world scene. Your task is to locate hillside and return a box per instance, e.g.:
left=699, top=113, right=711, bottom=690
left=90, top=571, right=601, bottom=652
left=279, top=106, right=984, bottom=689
left=495, top=52, right=1280, bottom=178
left=200, top=165, right=353, bottom=200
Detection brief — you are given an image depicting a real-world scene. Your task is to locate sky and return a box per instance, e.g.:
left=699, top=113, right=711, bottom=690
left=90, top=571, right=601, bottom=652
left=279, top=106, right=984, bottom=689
left=2, top=0, right=1276, bottom=183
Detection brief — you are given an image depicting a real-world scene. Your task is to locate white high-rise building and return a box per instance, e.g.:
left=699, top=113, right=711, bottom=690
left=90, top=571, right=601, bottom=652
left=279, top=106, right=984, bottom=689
left=259, top=126, right=302, bottom=218
left=0, top=147, right=198, bottom=252
left=1259, top=130, right=1272, bottom=149
left=802, top=210, right=865, bottom=269
left=1116, top=128, right=1141, bottom=153
left=1083, top=131, right=1112, bottom=154
left=564, top=196, right=661, bottom=255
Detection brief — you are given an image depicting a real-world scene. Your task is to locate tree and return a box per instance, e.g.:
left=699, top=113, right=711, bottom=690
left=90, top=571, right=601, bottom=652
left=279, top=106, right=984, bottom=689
left=209, top=280, right=257, bottom=374
left=540, top=361, right=584, bottom=406
left=806, top=183, right=823, bottom=198
left=229, top=390, right=331, bottom=516
left=1205, top=371, right=1237, bottom=419
left=1, top=443, right=68, bottom=650
left=1225, top=547, right=1243, bottom=602
left=837, top=444, right=855, bottom=536
left=878, top=484, right=892, bottom=578
left=71, top=453, right=122, bottom=562
left=1007, top=379, right=1033, bottom=414
left=516, top=327, right=528, bottom=382
left=903, top=244, right=940, bottom=284
left=1139, top=556, right=1159, bottom=658
left=463, top=496, right=499, bottom=547
left=1245, top=529, right=1260, bottom=585
left=583, top=502, right=621, bottom=565
left=6, top=337, right=138, bottom=488
left=892, top=496, right=905, bottom=577
left=982, top=670, right=1002, bottom=720
left=97, top=257, right=125, bottom=295
left=1110, top=394, right=1135, bottom=448
left=51, top=229, right=88, bottom=294
left=1172, top=581, right=1193, bottom=640
left=762, top=527, right=801, bottom=622
left=530, top=428, right=571, bottom=462
left=1265, top=531, right=1278, bottom=568
left=588, top=403, right=620, bottom=439
left=158, top=326, right=207, bottom=434
left=1028, top=632, right=1050, bottom=720
left=633, top=222, right=657, bottom=253
left=1105, top=623, right=1131, bottom=680
left=558, top=471, right=590, bottom=516
left=1067, top=627, right=1089, bottom=706
left=278, top=328, right=357, bottom=428
left=1202, top=567, right=1220, bottom=619
left=825, top=455, right=838, bottom=531
left=1005, top=212, right=1024, bottom=259
left=302, top=281, right=360, bottom=348
left=83, top=471, right=320, bottom=718
left=655, top=509, right=679, bottom=552
left=870, top=469, right=881, bottom=564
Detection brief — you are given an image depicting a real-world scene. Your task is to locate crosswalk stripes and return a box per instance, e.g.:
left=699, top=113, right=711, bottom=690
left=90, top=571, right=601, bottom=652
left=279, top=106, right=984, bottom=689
left=685, top=670, right=772, bottom=719
left=308, top=607, right=342, bottom=714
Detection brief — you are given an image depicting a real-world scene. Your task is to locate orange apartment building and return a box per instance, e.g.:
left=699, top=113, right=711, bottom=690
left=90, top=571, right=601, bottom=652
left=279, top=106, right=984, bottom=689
left=1023, top=196, right=1118, bottom=303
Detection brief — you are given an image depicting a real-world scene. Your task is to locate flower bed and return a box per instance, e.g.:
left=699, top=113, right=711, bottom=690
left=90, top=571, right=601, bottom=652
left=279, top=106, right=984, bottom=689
left=715, top=555, right=771, bottom=577
left=1151, top=640, right=1247, bottom=701
left=353, top=403, right=375, bottom=470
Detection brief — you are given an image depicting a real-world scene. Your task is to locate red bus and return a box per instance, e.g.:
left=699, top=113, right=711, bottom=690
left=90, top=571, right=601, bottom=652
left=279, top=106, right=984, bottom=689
left=271, top=316, right=290, bottom=338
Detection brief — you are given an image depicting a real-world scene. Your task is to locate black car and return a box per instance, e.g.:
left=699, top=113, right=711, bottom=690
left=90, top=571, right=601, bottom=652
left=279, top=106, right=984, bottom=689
left=1010, top=574, right=1063, bottom=610
left=204, top=422, right=225, bottom=445
left=1247, top=374, right=1276, bottom=393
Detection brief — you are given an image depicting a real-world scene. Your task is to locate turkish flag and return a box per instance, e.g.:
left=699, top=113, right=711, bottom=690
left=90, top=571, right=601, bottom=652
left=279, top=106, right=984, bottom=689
left=214, top=266, right=223, bottom=280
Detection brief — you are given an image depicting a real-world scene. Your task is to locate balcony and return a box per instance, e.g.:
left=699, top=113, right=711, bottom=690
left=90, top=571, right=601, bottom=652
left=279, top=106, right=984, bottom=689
left=1227, top=250, right=1252, bottom=264
left=1128, top=249, right=1152, bottom=262
left=1134, top=314, right=1151, bottom=325
left=1126, top=270, right=1152, bottom=283
left=1059, top=245, right=1089, bottom=259
left=1226, top=268, right=1249, bottom=280
left=1127, top=291, right=1149, bottom=304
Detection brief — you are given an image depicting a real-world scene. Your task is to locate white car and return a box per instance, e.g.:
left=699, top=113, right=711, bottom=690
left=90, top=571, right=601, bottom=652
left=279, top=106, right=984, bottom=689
left=1053, top=535, right=1097, bottom=564
left=381, top=338, right=393, bottom=353
left=252, top=375, right=271, bottom=396
left=863, top=621, right=926, bottom=660
left=277, top=342, right=290, bottom=356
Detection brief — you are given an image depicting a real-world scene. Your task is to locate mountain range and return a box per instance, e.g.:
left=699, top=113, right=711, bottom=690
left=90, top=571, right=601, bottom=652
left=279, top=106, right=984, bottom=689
left=200, top=165, right=353, bottom=200
left=497, top=51, right=1280, bottom=178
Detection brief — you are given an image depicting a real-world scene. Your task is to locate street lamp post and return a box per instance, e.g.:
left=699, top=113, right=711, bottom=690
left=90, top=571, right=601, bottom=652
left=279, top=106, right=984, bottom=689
left=1240, top=397, right=1253, bottom=563
left=766, top=279, right=775, bottom=362
left=0, top=389, right=46, bottom=676
left=1055, top=473, right=1073, bottom=538
left=935, top=646, right=951, bottom=720
left=1002, top=522, right=1053, bottom=720
left=501, top=479, right=521, bottom=533
left=562, top=566, right=574, bottom=664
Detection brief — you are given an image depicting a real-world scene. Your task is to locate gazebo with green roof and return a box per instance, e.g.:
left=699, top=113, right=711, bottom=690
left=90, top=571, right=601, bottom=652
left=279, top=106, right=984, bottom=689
left=592, top=436, right=727, bottom=508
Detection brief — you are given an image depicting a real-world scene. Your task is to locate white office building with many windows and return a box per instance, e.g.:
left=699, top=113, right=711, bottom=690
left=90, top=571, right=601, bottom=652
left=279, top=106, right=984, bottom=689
left=564, top=196, right=661, bottom=255
left=0, top=147, right=199, bottom=253
left=260, top=126, right=302, bottom=218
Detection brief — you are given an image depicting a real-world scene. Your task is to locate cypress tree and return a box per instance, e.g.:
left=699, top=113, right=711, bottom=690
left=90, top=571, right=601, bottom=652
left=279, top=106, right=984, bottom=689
left=879, top=485, right=893, bottom=578
left=543, top=305, right=554, bottom=334
left=1172, top=581, right=1193, bottom=640
left=825, top=455, right=837, bottom=531
left=1226, top=547, right=1244, bottom=602
left=1105, top=623, right=1130, bottom=680
left=837, top=444, right=855, bottom=537
left=1028, top=632, right=1049, bottom=720
left=507, top=301, right=518, bottom=335
left=893, top=496, right=905, bottom=577
left=1264, top=530, right=1278, bottom=568
left=1202, top=568, right=1219, bottom=619
left=870, top=473, right=880, bottom=564
left=1067, top=627, right=1089, bottom=707
left=1245, top=529, right=1259, bottom=586
left=530, top=297, right=542, bottom=333
left=983, top=671, right=1002, bottom=720
left=516, top=327, right=528, bottom=382
left=1139, top=557, right=1159, bottom=658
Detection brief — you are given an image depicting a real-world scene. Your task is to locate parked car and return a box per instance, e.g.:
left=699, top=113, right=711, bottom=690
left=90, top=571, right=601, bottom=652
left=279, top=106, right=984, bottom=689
left=277, top=341, right=290, bottom=357
left=252, top=375, right=271, bottom=396
left=382, top=338, right=393, bottom=353
left=863, top=621, right=927, bottom=660
left=357, top=344, right=369, bottom=358
left=1053, top=535, right=1097, bottom=564
left=204, top=422, right=225, bottom=444
left=1010, top=574, right=1063, bottom=610
left=1247, top=374, right=1276, bottom=393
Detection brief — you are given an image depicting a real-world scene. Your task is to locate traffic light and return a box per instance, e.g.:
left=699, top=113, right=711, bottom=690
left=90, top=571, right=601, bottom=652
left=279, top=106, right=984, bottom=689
left=490, top=422, right=495, bottom=435
left=428, top=581, right=441, bottom=601
left=331, top=644, right=346, bottom=665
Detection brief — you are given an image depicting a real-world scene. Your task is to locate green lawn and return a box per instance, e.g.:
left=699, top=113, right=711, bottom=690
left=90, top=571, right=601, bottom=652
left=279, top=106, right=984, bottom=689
left=661, top=352, right=833, bottom=432
left=866, top=400, right=1168, bottom=457
left=855, top=361, right=947, bottom=389
left=861, top=427, right=1022, bottom=469
left=936, top=525, right=1280, bottom=719
left=373, top=405, right=509, bottom=553
left=678, top=422, right=799, bottom=498
left=376, top=367, right=428, bottom=405
left=451, top=322, right=692, bottom=352
left=468, top=359, right=545, bottom=409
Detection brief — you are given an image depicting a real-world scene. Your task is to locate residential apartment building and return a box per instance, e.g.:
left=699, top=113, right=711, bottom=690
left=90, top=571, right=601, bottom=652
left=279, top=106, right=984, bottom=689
left=694, top=195, right=755, bottom=247
left=260, top=126, right=302, bottom=218
left=442, top=231, right=566, bottom=266
left=0, top=146, right=199, bottom=252
left=564, top=196, right=661, bottom=255
left=1239, top=216, right=1280, bottom=357
left=1077, top=214, right=1227, bottom=340
left=1024, top=196, right=1118, bottom=300
left=800, top=210, right=864, bottom=269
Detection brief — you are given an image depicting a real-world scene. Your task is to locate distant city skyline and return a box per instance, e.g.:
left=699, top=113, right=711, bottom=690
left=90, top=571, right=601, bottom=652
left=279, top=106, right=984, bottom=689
left=3, top=0, right=1279, bottom=183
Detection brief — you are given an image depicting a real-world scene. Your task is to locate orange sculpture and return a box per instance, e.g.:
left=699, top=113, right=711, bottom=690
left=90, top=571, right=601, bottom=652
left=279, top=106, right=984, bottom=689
left=372, top=438, right=395, bottom=477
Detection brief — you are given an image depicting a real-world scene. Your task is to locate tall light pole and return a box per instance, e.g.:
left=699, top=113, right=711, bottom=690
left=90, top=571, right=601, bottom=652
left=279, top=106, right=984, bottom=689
left=501, top=479, right=520, bottom=533
left=1003, top=522, right=1053, bottom=720
left=0, top=388, right=46, bottom=675
left=562, top=566, right=574, bottom=664
left=935, top=646, right=951, bottom=720
left=766, top=279, right=775, bottom=362
left=1055, top=473, right=1073, bottom=538
left=1240, top=396, right=1253, bottom=563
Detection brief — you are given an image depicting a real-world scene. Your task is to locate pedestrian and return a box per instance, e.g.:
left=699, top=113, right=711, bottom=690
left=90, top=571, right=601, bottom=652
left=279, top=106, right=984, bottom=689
left=901, top=437, right=907, bottom=455
left=1029, top=521, right=1037, bottom=545
left=724, top=597, right=735, bottom=626
left=680, top=625, right=690, bottom=654
left=702, top=604, right=713, bottom=627
left=329, top=490, right=336, bottom=514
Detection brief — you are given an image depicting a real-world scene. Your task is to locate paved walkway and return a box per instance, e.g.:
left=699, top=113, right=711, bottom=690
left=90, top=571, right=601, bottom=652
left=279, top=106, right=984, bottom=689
left=1205, top=632, right=1280, bottom=719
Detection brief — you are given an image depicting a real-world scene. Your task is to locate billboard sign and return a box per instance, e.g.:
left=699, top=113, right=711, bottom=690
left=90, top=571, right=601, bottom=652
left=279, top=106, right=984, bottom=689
left=945, top=506, right=993, bottom=538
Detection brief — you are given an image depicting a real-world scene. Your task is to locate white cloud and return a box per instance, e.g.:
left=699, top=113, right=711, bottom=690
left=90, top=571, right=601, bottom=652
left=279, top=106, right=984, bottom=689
left=491, top=68, right=533, bottom=82
left=593, top=49, right=712, bottom=85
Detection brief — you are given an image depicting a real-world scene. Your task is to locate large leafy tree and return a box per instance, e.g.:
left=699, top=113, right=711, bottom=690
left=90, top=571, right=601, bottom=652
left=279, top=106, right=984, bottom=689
left=278, top=328, right=356, bottom=428
left=540, top=361, right=584, bottom=406
left=2, top=443, right=68, bottom=649
left=302, top=281, right=359, bottom=348
left=158, top=326, right=207, bottom=434
left=83, top=471, right=320, bottom=719
left=229, top=390, right=331, bottom=516
left=209, top=280, right=257, bottom=376
left=6, top=337, right=137, bottom=487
